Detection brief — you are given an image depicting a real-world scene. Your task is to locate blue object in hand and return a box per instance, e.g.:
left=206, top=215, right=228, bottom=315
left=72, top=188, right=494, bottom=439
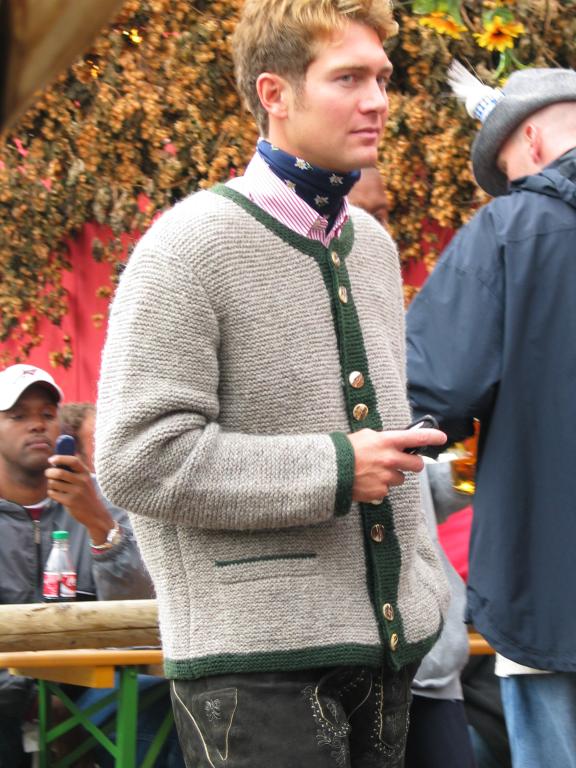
left=55, top=434, right=76, bottom=456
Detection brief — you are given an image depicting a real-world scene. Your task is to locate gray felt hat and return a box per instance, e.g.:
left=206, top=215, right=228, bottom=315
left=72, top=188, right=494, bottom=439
left=471, top=68, right=576, bottom=197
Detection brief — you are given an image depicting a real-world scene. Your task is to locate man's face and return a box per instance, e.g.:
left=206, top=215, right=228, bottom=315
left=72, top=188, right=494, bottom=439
left=277, top=21, right=392, bottom=172
left=0, top=385, right=60, bottom=475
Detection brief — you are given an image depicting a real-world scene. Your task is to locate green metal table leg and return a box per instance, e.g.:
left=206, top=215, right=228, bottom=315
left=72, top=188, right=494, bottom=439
left=45, top=684, right=117, bottom=767
left=38, top=679, right=50, bottom=768
left=115, top=666, right=139, bottom=768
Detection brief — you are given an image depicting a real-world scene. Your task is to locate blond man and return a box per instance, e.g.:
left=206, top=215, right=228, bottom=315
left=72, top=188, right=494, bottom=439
left=96, top=2, right=448, bottom=765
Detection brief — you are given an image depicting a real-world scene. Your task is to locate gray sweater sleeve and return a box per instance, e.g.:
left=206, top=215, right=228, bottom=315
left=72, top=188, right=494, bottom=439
left=96, top=231, right=352, bottom=532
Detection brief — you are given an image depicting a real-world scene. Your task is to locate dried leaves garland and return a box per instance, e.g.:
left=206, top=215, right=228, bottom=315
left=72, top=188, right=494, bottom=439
left=0, top=0, right=574, bottom=363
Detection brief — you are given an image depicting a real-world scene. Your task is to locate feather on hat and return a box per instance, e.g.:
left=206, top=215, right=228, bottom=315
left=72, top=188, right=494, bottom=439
left=447, top=61, right=503, bottom=122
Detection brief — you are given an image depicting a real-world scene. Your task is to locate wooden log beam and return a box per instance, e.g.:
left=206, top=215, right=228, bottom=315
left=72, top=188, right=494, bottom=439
left=0, top=600, right=160, bottom=652
left=0, top=600, right=494, bottom=656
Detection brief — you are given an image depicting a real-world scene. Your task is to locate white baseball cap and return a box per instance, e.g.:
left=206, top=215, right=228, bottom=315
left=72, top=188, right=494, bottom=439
left=0, top=364, right=63, bottom=411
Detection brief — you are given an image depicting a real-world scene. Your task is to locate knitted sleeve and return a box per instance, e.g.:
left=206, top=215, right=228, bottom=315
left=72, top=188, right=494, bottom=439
left=95, top=211, right=353, bottom=531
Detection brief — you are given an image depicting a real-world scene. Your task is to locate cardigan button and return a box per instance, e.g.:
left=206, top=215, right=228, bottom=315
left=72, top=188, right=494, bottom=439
left=331, top=251, right=341, bottom=268
left=383, top=603, right=394, bottom=621
left=390, top=633, right=399, bottom=652
left=349, top=371, right=365, bottom=389
left=353, top=403, right=369, bottom=421
left=338, top=286, right=348, bottom=304
left=370, top=524, right=385, bottom=543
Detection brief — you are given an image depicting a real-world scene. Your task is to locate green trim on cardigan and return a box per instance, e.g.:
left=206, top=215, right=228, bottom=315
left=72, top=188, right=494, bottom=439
left=164, top=643, right=384, bottom=680
left=329, top=432, right=355, bottom=516
left=308, top=225, right=409, bottom=666
left=211, top=184, right=354, bottom=261
left=163, top=628, right=441, bottom=680
left=208, top=182, right=439, bottom=669
left=215, top=553, right=317, bottom=567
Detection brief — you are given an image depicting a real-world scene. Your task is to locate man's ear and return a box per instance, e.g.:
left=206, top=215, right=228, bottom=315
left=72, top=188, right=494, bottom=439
left=525, top=122, right=543, bottom=165
left=256, top=72, right=291, bottom=121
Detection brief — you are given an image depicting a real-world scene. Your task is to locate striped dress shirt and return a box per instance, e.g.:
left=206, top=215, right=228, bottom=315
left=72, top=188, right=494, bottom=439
left=227, top=151, right=350, bottom=246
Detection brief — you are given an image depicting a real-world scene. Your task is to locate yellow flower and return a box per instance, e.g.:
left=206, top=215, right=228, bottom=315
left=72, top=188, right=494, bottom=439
left=418, top=12, right=467, bottom=39
left=474, top=17, right=525, bottom=52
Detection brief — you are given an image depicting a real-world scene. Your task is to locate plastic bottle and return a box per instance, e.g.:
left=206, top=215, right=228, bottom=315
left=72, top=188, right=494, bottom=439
left=43, top=530, right=77, bottom=602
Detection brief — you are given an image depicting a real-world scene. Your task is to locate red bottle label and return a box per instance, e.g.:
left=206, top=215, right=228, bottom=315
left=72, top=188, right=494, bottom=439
left=60, top=571, right=77, bottom=599
left=43, top=571, right=77, bottom=600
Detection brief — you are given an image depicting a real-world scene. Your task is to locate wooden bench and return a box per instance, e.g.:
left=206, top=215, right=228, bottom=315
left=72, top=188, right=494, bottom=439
left=0, top=647, right=171, bottom=768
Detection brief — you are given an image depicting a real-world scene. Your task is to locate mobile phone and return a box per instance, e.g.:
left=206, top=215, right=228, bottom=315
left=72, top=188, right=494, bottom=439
left=55, top=434, right=76, bottom=457
left=403, top=415, right=440, bottom=455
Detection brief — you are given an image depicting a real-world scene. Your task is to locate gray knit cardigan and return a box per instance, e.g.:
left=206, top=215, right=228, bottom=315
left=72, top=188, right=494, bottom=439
left=96, top=185, right=449, bottom=679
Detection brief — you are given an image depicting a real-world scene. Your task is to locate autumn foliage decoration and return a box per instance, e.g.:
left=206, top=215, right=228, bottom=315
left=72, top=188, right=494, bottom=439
left=0, top=0, right=574, bottom=363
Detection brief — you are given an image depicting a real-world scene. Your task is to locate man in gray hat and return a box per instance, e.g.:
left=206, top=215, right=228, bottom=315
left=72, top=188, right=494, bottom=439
left=406, top=66, right=576, bottom=768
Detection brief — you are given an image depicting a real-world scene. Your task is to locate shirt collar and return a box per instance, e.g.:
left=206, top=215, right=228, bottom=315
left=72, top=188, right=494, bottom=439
left=227, top=152, right=350, bottom=246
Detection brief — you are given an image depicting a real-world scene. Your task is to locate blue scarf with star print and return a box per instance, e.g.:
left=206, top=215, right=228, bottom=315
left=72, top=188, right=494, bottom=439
left=257, top=139, right=360, bottom=232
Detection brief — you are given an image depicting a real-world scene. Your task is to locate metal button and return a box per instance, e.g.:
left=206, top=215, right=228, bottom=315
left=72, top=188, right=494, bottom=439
left=348, top=371, right=365, bottom=389
left=338, top=286, right=348, bottom=304
left=353, top=403, right=369, bottom=421
left=331, top=251, right=341, bottom=268
left=390, top=633, right=399, bottom=652
left=383, top=603, right=394, bottom=621
left=370, top=524, right=385, bottom=543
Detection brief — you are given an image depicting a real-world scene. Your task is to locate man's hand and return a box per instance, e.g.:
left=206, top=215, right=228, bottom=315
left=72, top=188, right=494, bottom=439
left=348, top=427, right=447, bottom=502
left=45, top=455, right=115, bottom=545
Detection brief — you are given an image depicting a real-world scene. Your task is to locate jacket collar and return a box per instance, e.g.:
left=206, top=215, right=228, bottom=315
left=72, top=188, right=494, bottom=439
left=511, top=148, right=576, bottom=210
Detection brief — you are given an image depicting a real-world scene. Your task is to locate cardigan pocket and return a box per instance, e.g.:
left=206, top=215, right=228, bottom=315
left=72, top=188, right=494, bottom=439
left=213, top=552, right=318, bottom=584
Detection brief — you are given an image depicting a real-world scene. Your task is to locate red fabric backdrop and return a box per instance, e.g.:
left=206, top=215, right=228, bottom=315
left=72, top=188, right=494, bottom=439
left=2, top=222, right=136, bottom=403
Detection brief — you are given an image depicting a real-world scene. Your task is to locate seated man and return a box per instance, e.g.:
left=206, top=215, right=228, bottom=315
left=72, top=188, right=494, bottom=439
left=0, top=364, right=181, bottom=767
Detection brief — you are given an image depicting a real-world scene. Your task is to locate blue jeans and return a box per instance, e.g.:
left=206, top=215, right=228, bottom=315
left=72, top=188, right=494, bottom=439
left=500, top=673, right=576, bottom=768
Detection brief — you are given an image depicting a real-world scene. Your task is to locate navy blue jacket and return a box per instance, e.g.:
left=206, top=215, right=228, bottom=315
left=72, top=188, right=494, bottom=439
left=407, top=149, right=576, bottom=671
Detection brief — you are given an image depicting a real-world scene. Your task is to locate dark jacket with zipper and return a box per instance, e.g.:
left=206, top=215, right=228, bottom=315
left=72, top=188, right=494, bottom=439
left=407, top=149, right=576, bottom=671
left=0, top=492, right=153, bottom=714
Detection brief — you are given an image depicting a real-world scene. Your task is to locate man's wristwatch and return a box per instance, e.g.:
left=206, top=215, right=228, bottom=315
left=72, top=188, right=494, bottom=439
left=90, top=521, right=122, bottom=551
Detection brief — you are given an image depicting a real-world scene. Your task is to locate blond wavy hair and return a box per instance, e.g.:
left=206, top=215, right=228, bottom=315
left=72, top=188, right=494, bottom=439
left=232, top=0, right=398, bottom=133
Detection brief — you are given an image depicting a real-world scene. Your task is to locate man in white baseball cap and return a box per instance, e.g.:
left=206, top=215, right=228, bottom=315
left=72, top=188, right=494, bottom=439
left=406, top=65, right=576, bottom=768
left=0, top=365, right=160, bottom=766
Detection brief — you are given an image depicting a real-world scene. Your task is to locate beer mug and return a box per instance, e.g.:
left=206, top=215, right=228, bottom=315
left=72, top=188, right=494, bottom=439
left=450, top=420, right=479, bottom=496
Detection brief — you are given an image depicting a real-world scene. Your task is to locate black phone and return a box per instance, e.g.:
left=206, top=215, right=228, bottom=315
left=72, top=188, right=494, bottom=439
left=403, top=415, right=440, bottom=455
